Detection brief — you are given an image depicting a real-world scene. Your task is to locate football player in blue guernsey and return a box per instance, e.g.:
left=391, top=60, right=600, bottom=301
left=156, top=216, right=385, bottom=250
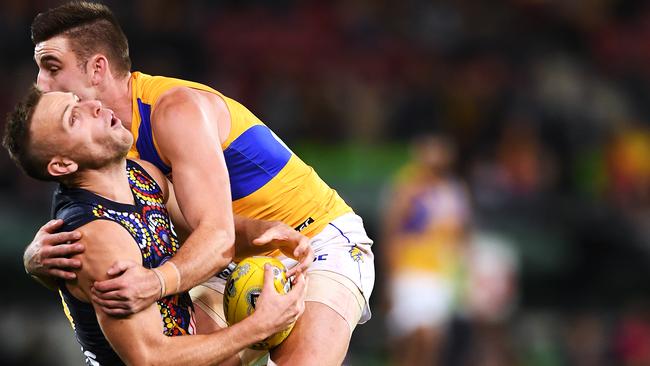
left=23, top=2, right=375, bottom=365
left=3, top=87, right=307, bottom=365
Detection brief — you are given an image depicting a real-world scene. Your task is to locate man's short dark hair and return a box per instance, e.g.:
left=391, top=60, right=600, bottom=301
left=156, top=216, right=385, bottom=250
left=31, top=1, right=131, bottom=78
left=2, top=86, right=52, bottom=181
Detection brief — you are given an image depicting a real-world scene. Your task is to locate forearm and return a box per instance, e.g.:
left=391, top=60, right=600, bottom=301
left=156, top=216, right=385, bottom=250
left=23, top=247, right=57, bottom=290
left=160, top=223, right=234, bottom=295
left=147, top=315, right=269, bottom=366
left=101, top=304, right=269, bottom=366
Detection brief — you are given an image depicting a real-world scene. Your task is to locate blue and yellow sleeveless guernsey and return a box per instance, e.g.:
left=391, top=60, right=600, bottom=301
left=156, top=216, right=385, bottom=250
left=53, top=160, right=194, bottom=366
left=126, top=72, right=352, bottom=238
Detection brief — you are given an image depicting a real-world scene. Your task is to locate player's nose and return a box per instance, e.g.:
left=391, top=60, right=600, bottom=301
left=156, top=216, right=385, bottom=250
left=36, top=71, right=51, bottom=92
left=81, top=99, right=103, bottom=117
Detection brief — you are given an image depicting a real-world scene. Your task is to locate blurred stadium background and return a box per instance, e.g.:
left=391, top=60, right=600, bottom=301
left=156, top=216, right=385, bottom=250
left=1, top=1, right=649, bottom=365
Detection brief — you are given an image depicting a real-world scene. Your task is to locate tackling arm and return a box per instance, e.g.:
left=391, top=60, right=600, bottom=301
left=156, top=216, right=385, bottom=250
left=75, top=220, right=305, bottom=366
left=152, top=88, right=235, bottom=294
left=92, top=88, right=235, bottom=315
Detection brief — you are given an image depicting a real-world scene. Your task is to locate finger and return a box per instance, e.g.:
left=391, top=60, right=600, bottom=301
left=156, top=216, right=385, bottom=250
left=42, top=243, right=85, bottom=258
left=289, top=272, right=300, bottom=286
left=252, top=232, right=275, bottom=246
left=286, top=263, right=305, bottom=278
left=261, top=264, right=275, bottom=292
left=289, top=272, right=305, bottom=289
left=49, top=268, right=77, bottom=280
left=293, top=245, right=304, bottom=259
left=298, top=246, right=314, bottom=266
left=106, top=260, right=136, bottom=276
left=40, top=219, right=64, bottom=233
left=93, top=278, right=125, bottom=293
left=288, top=247, right=313, bottom=277
left=42, top=231, right=82, bottom=246
left=290, top=273, right=307, bottom=297
left=286, top=266, right=299, bottom=277
left=91, top=287, right=128, bottom=301
left=293, top=237, right=311, bottom=257
left=42, top=257, right=82, bottom=270
left=91, top=294, right=131, bottom=310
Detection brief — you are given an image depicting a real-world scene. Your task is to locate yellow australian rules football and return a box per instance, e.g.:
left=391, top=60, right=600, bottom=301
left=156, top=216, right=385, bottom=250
left=223, top=256, right=294, bottom=350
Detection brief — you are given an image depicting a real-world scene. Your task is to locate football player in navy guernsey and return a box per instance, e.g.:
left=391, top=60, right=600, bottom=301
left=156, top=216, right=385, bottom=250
left=3, top=87, right=307, bottom=365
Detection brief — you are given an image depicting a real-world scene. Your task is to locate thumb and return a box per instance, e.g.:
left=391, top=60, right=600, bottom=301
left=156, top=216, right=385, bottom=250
left=106, top=260, right=135, bottom=276
left=262, top=264, right=276, bottom=293
left=252, top=232, right=275, bottom=246
left=290, top=272, right=307, bottom=299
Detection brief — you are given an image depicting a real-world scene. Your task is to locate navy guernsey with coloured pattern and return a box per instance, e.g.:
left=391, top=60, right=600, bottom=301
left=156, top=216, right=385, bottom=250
left=53, top=160, right=194, bottom=366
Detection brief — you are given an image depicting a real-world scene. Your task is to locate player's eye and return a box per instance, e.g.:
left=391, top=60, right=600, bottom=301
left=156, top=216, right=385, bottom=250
left=47, top=65, right=60, bottom=74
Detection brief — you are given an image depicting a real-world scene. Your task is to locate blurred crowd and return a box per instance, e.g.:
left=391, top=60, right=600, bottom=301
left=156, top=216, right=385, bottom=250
left=1, top=0, right=649, bottom=365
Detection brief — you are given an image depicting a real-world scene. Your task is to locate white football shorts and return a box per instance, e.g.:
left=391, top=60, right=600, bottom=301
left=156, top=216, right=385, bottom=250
left=190, top=213, right=375, bottom=331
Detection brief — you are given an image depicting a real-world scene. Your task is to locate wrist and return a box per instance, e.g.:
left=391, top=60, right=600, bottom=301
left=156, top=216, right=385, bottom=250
left=150, top=268, right=165, bottom=300
left=23, top=247, right=36, bottom=275
left=246, top=312, right=274, bottom=341
left=154, top=261, right=182, bottom=297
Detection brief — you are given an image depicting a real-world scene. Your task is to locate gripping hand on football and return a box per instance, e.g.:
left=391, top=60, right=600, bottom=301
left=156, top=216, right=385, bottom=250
left=24, top=219, right=84, bottom=286
left=250, top=221, right=314, bottom=277
left=253, top=264, right=307, bottom=337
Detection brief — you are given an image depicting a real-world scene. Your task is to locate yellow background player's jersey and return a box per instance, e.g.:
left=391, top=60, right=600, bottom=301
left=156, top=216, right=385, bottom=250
left=391, top=164, right=468, bottom=274
left=126, top=72, right=352, bottom=237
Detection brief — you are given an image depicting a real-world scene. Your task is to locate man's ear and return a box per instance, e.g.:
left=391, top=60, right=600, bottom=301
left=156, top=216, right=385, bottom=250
left=47, top=156, right=79, bottom=177
left=88, top=54, right=109, bottom=86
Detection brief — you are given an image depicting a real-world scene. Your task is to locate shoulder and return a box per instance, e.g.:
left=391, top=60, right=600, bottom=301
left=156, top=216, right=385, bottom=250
left=53, top=187, right=100, bottom=232
left=154, top=85, right=228, bottom=119
left=150, top=87, right=201, bottom=127
left=149, top=86, right=230, bottom=155
left=76, top=220, right=142, bottom=281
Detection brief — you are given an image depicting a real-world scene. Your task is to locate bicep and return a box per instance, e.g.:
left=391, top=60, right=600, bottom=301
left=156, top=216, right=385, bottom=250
left=166, top=181, right=191, bottom=242
left=152, top=90, right=233, bottom=229
left=75, top=220, right=142, bottom=288
left=75, top=221, right=165, bottom=364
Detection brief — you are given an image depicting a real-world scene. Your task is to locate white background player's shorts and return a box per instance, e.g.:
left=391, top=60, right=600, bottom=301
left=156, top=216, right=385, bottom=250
left=192, top=213, right=375, bottom=331
left=387, top=271, right=454, bottom=338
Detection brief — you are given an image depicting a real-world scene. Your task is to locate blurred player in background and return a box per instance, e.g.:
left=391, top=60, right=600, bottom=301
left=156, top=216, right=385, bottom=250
left=3, top=88, right=306, bottom=365
left=382, top=134, right=471, bottom=366
left=23, top=2, right=374, bottom=364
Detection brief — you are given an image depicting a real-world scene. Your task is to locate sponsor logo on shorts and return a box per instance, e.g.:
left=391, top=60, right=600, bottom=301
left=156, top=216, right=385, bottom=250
left=294, top=217, right=315, bottom=232
left=349, top=246, right=364, bottom=263
left=314, top=253, right=329, bottom=262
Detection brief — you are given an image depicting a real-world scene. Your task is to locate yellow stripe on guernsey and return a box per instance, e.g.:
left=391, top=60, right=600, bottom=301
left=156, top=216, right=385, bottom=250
left=127, top=72, right=352, bottom=238
left=59, top=290, right=76, bottom=330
